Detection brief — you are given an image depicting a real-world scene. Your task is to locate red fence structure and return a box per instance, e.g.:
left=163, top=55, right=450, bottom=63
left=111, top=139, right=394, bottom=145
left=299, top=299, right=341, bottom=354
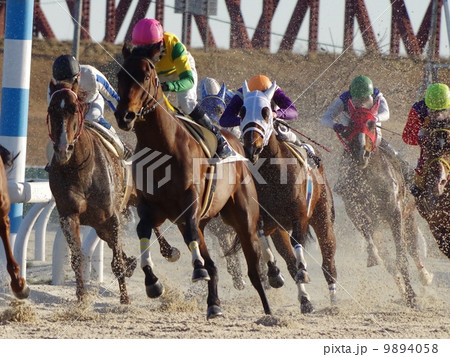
left=0, top=0, right=444, bottom=58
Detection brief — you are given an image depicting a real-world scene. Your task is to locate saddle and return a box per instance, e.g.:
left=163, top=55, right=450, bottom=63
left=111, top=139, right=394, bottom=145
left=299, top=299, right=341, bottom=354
left=176, top=115, right=218, bottom=158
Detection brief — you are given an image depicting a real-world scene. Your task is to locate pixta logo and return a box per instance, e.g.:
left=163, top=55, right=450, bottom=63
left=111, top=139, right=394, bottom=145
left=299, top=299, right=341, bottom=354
left=129, top=148, right=172, bottom=194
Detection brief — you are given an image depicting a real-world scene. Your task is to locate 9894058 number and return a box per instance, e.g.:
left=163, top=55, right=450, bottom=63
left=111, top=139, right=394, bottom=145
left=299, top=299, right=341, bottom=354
left=383, top=344, right=438, bottom=354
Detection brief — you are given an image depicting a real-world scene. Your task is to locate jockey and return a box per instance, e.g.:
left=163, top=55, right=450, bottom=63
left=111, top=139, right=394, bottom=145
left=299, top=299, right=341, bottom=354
left=403, top=82, right=450, bottom=196
left=219, top=74, right=321, bottom=167
left=48, top=54, right=132, bottom=160
left=321, top=75, right=411, bottom=179
left=131, top=18, right=232, bottom=159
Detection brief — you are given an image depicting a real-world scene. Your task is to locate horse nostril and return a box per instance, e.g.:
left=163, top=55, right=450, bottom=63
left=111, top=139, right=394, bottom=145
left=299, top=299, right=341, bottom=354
left=125, top=112, right=136, bottom=122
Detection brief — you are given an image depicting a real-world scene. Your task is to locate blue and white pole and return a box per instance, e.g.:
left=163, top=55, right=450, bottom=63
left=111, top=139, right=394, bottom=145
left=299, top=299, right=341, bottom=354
left=0, top=0, right=34, bottom=247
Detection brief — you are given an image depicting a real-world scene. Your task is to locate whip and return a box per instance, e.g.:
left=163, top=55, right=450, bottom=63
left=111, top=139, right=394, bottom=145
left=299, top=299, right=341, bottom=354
left=274, top=118, right=332, bottom=153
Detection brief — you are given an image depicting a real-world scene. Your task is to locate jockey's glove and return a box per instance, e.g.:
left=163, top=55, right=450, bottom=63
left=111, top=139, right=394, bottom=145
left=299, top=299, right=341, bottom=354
left=333, top=123, right=346, bottom=134
left=161, top=82, right=170, bottom=92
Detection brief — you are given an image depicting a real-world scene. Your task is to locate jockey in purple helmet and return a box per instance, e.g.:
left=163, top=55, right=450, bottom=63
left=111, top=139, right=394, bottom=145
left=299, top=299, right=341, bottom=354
left=132, top=18, right=232, bottom=159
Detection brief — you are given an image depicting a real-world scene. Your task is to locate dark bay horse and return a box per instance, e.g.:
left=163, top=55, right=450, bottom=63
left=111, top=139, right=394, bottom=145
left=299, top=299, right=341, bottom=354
left=240, top=82, right=338, bottom=313
left=47, top=81, right=137, bottom=304
left=0, top=145, right=29, bottom=299
left=114, top=45, right=271, bottom=318
left=415, top=126, right=450, bottom=258
left=336, top=99, right=433, bottom=307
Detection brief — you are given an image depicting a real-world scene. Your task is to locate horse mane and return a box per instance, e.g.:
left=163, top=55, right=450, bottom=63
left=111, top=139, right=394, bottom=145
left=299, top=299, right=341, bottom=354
left=131, top=44, right=160, bottom=59
left=0, top=144, right=18, bottom=169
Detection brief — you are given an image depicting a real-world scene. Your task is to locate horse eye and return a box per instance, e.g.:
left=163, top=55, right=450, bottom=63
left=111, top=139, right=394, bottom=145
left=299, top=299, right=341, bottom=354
left=262, top=107, right=271, bottom=122
left=239, top=107, right=246, bottom=119
left=145, top=74, right=151, bottom=81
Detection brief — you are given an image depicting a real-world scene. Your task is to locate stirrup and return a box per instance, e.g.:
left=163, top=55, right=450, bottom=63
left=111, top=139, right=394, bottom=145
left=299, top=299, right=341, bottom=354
left=410, top=184, right=423, bottom=198
left=216, top=142, right=233, bottom=159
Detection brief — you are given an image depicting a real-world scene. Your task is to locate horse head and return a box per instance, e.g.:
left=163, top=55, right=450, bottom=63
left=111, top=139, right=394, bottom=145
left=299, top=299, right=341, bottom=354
left=240, top=80, right=277, bottom=163
left=47, top=82, right=84, bottom=164
left=198, top=79, right=227, bottom=123
left=345, top=99, right=379, bottom=169
left=115, top=44, right=162, bottom=131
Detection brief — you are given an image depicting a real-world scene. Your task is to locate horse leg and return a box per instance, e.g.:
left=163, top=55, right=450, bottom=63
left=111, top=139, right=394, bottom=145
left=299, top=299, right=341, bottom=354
left=97, top=215, right=136, bottom=304
left=181, top=192, right=210, bottom=282
left=220, top=200, right=271, bottom=315
left=404, top=216, right=433, bottom=286
left=136, top=203, right=164, bottom=299
left=153, top=227, right=180, bottom=262
left=259, top=224, right=285, bottom=289
left=342, top=197, right=383, bottom=266
left=309, top=188, right=338, bottom=307
left=197, top=225, right=222, bottom=319
left=389, top=210, right=417, bottom=308
left=291, top=220, right=315, bottom=313
left=0, top=215, right=30, bottom=299
left=372, top=230, right=406, bottom=296
left=60, top=215, right=86, bottom=302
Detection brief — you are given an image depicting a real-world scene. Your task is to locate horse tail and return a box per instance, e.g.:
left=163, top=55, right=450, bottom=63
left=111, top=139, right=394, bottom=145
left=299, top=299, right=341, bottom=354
left=304, top=226, right=316, bottom=247
left=0, top=144, right=19, bottom=169
left=222, top=234, right=242, bottom=257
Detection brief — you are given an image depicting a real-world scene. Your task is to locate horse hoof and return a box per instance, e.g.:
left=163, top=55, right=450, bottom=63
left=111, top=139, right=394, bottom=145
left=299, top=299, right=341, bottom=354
left=418, top=268, right=433, bottom=286
left=192, top=268, right=210, bottom=282
left=295, top=269, right=310, bottom=284
left=268, top=273, right=285, bottom=288
left=206, top=305, right=223, bottom=319
left=120, top=296, right=131, bottom=304
left=146, top=281, right=165, bottom=298
left=12, top=284, right=30, bottom=300
left=233, top=278, right=246, bottom=291
left=300, top=297, right=315, bottom=314
left=125, top=256, right=137, bottom=278
left=166, top=247, right=181, bottom=262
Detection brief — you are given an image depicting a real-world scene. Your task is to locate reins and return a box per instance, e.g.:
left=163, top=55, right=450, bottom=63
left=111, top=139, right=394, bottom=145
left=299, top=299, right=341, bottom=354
left=47, top=88, right=84, bottom=144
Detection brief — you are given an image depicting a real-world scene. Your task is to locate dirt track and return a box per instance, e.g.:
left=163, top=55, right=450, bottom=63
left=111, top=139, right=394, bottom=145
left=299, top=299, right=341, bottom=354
left=0, top=40, right=449, bottom=341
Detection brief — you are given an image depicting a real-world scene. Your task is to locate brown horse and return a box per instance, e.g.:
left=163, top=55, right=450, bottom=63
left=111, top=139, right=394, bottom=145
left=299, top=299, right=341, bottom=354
left=239, top=82, right=338, bottom=313
left=47, top=81, right=137, bottom=304
left=0, top=145, right=30, bottom=299
left=415, top=126, right=450, bottom=258
left=114, top=45, right=271, bottom=318
left=335, top=99, right=432, bottom=307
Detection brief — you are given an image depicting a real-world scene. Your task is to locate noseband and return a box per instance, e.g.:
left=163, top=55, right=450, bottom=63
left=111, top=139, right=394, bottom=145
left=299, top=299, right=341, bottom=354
left=47, top=88, right=84, bottom=144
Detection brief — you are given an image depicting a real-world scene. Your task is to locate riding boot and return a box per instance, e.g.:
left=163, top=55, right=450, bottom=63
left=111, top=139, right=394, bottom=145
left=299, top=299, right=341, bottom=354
left=293, top=138, right=321, bottom=168
left=379, top=138, right=413, bottom=184
left=190, top=105, right=233, bottom=159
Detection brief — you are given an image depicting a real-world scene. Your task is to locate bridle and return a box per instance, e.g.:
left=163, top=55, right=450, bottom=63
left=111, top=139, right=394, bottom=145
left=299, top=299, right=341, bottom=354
left=130, top=57, right=164, bottom=120
left=47, top=88, right=84, bottom=144
left=338, top=108, right=378, bottom=153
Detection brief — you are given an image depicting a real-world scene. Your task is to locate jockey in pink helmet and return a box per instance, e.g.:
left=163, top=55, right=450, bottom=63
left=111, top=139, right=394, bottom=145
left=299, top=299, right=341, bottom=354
left=131, top=18, right=232, bottom=158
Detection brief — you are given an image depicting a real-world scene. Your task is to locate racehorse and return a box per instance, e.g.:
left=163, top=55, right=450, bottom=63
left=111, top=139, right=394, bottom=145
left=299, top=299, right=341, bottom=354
left=0, top=145, right=30, bottom=299
left=47, top=81, right=137, bottom=304
left=114, top=44, right=271, bottom=318
left=335, top=99, right=433, bottom=307
left=240, top=81, right=338, bottom=313
left=415, top=125, right=450, bottom=259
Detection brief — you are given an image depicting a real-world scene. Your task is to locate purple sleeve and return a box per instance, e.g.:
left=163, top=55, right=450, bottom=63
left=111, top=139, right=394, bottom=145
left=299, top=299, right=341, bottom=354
left=219, top=91, right=244, bottom=127
left=273, top=88, right=297, bottom=120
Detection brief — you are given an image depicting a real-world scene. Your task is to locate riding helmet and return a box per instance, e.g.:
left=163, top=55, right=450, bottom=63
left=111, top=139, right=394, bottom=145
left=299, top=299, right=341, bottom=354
left=132, top=18, right=164, bottom=46
left=248, top=75, right=272, bottom=92
left=52, top=54, right=80, bottom=82
left=425, top=83, right=450, bottom=110
left=350, top=75, right=373, bottom=98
